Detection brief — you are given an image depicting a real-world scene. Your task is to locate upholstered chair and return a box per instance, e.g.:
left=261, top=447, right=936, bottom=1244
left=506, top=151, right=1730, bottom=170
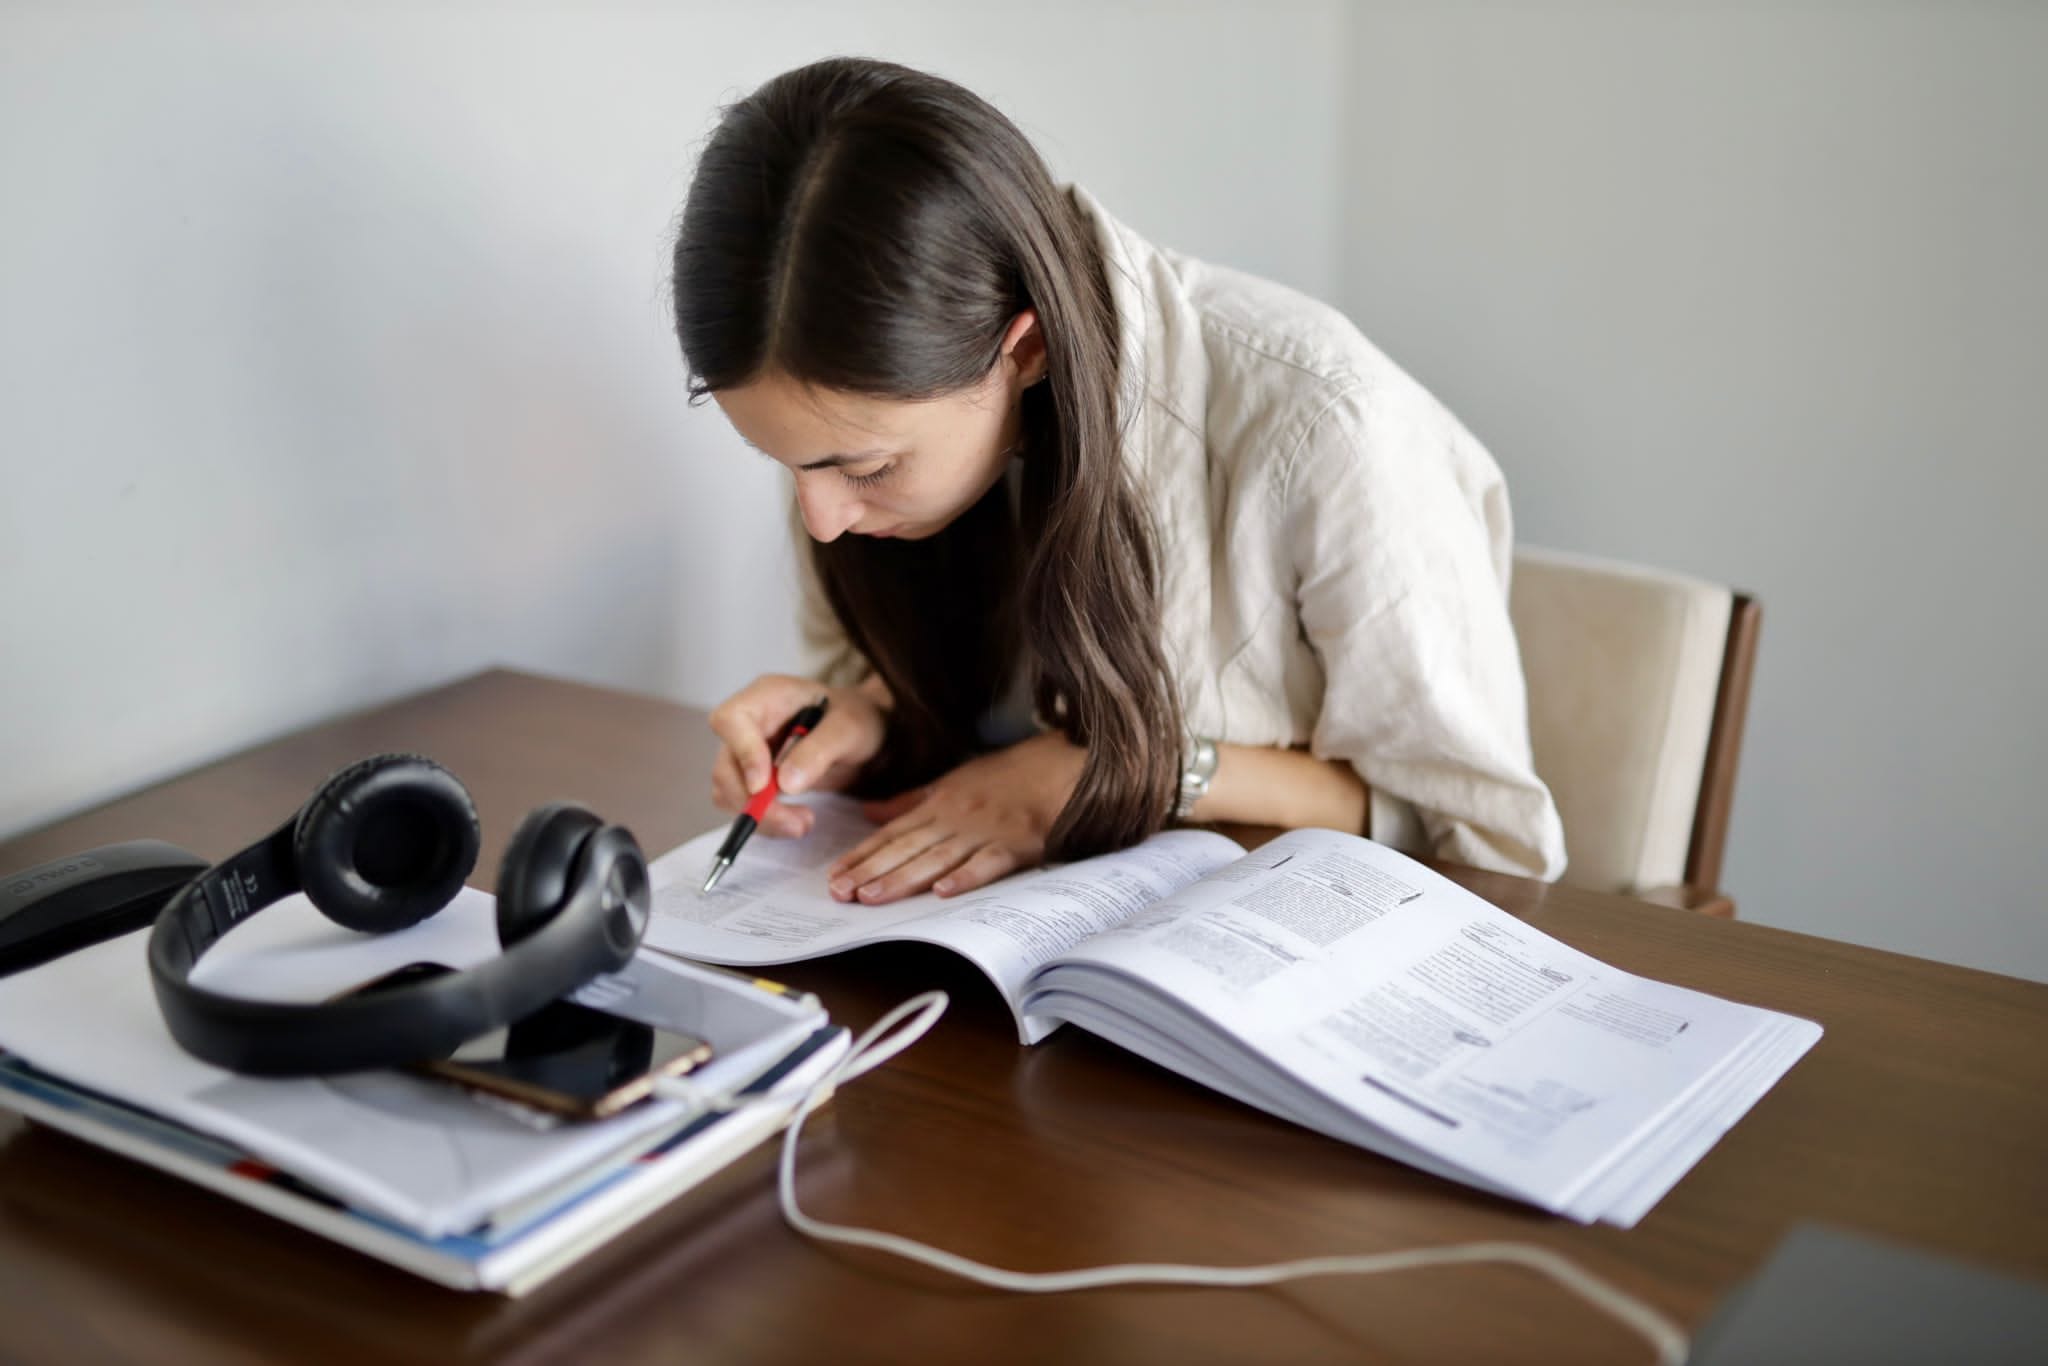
left=1509, top=548, right=1760, bottom=916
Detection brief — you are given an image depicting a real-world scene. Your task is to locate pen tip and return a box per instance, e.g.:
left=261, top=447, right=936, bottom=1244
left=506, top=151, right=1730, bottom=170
left=702, top=858, right=730, bottom=894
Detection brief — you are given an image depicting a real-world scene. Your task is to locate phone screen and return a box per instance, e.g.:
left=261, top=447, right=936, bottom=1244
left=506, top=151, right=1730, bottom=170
left=344, top=962, right=713, bottom=1119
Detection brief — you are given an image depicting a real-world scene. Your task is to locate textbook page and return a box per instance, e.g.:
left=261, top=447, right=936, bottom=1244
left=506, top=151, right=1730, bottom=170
left=1019, top=827, right=1821, bottom=1216
left=645, top=796, right=1243, bottom=1042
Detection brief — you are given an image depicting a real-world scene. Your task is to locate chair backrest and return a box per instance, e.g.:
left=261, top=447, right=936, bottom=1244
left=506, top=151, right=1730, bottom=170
left=1509, top=547, right=1760, bottom=898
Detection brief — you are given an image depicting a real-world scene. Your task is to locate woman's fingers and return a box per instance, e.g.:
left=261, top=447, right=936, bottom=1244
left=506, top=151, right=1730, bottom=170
left=777, top=707, right=876, bottom=795
left=708, top=675, right=819, bottom=792
left=830, top=798, right=929, bottom=877
left=847, top=834, right=982, bottom=905
left=713, top=746, right=813, bottom=837
left=711, top=746, right=749, bottom=812
left=934, top=844, right=1019, bottom=897
left=813, top=735, right=1077, bottom=907
left=758, top=800, right=814, bottom=838
left=828, top=813, right=944, bottom=899
left=709, top=674, right=889, bottom=815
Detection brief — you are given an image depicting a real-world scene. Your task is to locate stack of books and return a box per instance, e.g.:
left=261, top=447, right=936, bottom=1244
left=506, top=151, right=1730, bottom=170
left=0, top=889, right=847, bottom=1294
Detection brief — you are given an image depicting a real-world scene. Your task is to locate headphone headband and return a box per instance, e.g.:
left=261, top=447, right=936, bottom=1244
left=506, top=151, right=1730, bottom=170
left=147, top=757, right=649, bottom=1077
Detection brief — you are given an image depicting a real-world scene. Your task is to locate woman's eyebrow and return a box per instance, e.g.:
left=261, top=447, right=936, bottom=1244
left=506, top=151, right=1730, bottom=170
left=739, top=437, right=894, bottom=470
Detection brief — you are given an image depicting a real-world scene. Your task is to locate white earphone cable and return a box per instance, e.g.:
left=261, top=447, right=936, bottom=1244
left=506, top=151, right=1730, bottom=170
left=657, top=990, right=1689, bottom=1366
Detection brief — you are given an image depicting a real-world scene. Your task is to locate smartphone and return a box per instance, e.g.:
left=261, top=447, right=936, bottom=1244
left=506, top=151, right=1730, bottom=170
left=344, top=962, right=713, bottom=1120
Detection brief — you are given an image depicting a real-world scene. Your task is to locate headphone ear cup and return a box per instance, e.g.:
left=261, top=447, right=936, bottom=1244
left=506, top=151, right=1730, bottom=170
left=495, top=803, right=604, bottom=949
left=294, top=754, right=480, bottom=934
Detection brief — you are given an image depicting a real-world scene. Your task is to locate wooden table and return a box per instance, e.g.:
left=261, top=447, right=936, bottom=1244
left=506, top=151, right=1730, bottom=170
left=1, top=669, right=2043, bottom=1364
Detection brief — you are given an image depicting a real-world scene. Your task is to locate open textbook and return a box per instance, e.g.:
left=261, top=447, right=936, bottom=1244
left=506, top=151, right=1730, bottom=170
left=645, top=798, right=1821, bottom=1228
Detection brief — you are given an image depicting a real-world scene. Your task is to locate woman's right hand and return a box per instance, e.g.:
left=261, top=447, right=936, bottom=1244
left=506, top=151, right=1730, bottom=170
left=707, top=674, right=888, bottom=838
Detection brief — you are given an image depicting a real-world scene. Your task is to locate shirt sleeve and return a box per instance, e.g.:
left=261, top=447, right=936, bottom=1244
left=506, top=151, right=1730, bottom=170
left=1283, top=382, right=1568, bottom=880
left=788, top=499, right=871, bottom=688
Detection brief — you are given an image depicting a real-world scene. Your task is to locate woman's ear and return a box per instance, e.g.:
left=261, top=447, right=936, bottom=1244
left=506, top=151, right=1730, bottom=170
left=1001, top=308, right=1048, bottom=387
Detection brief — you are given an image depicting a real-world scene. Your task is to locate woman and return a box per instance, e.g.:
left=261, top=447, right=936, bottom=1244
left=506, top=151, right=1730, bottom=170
left=673, top=57, right=1565, bottom=907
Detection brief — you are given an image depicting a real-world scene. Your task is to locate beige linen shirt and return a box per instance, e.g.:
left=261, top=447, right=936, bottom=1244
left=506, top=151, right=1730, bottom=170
left=794, top=184, right=1567, bottom=881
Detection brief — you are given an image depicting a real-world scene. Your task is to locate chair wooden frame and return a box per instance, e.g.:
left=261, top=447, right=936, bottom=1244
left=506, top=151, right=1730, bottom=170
left=1638, top=592, right=1761, bottom=919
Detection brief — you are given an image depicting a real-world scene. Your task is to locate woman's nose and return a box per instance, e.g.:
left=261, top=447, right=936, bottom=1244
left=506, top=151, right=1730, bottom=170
left=796, top=481, right=862, bottom=543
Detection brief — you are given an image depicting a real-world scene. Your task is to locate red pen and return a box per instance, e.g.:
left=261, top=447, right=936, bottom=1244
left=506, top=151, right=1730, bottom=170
left=701, top=698, right=827, bottom=893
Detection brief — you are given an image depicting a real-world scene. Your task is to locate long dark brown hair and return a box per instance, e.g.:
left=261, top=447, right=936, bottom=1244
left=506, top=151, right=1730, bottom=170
left=670, top=57, right=1181, bottom=859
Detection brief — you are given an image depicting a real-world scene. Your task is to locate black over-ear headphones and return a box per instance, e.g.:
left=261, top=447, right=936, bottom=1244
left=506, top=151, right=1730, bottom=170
left=148, top=753, right=650, bottom=1077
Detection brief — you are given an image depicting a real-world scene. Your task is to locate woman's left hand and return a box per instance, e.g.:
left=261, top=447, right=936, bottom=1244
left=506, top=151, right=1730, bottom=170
left=827, top=732, right=1086, bottom=904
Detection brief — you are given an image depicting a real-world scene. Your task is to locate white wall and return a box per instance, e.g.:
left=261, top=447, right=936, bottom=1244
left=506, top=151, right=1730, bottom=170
left=0, top=1, right=1345, bottom=834
left=1340, top=1, right=2048, bottom=979
left=9, top=1, right=2041, bottom=984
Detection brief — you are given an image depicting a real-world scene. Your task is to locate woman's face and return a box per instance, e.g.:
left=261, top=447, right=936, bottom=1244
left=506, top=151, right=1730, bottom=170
left=712, top=312, right=1045, bottom=543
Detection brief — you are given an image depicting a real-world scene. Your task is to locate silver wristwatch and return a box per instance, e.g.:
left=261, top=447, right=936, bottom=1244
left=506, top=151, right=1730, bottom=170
left=1175, top=734, right=1220, bottom=820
